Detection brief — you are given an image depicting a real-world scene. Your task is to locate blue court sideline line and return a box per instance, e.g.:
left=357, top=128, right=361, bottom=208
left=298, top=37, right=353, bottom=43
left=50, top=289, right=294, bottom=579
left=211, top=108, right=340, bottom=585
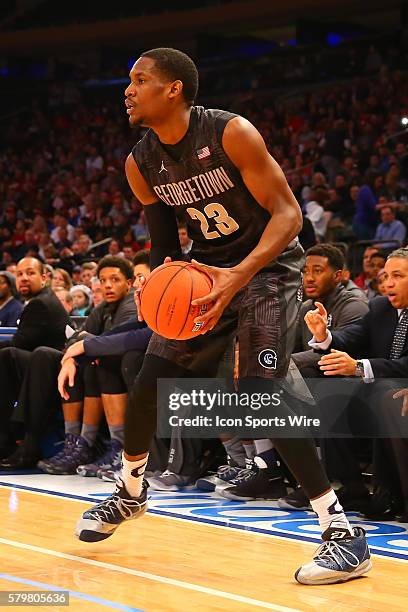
left=0, top=481, right=407, bottom=562
left=0, top=573, right=143, bottom=611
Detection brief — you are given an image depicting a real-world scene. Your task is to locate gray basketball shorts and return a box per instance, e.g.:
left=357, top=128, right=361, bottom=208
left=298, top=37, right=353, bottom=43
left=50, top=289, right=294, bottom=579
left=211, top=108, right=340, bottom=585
left=146, top=241, right=305, bottom=379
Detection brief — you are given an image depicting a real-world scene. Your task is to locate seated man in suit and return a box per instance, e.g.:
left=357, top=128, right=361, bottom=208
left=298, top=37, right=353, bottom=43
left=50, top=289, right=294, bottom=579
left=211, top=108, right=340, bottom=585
left=306, top=246, right=408, bottom=521
left=0, top=256, right=137, bottom=470
left=0, top=257, right=68, bottom=458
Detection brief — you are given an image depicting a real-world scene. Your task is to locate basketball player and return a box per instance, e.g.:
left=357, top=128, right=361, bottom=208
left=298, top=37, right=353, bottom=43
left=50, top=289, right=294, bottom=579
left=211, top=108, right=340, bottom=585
left=76, top=48, right=371, bottom=585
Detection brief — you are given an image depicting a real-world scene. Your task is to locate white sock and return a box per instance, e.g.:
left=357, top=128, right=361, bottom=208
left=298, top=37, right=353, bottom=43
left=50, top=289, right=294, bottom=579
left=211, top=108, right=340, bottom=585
left=310, top=488, right=353, bottom=535
left=122, top=453, right=148, bottom=498
left=254, top=439, right=273, bottom=454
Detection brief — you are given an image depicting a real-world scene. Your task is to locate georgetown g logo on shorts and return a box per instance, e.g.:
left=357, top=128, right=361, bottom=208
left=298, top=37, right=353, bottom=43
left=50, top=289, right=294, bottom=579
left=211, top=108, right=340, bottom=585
left=258, top=349, right=278, bottom=369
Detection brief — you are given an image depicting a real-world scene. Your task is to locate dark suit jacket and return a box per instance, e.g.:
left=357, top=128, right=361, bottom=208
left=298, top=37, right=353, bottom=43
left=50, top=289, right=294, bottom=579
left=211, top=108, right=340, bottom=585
left=0, top=287, right=68, bottom=351
left=327, top=296, right=408, bottom=378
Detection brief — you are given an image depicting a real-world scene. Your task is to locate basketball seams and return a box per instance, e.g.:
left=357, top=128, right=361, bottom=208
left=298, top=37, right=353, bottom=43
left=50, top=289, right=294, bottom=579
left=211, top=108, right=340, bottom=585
left=176, top=266, right=195, bottom=339
left=140, top=261, right=212, bottom=340
left=153, top=264, right=190, bottom=336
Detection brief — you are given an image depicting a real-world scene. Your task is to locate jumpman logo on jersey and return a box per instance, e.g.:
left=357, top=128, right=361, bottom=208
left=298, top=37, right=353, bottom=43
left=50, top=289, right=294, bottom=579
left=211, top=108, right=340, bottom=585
left=159, top=160, right=167, bottom=173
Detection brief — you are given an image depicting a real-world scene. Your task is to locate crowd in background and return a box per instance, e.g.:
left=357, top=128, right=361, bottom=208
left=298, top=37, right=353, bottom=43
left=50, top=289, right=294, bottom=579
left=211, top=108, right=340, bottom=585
left=1, top=33, right=408, bottom=523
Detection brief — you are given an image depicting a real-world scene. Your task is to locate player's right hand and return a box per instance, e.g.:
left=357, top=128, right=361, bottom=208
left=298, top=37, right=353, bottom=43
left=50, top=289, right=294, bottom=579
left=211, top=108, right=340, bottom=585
left=304, top=301, right=328, bottom=342
left=58, top=357, right=77, bottom=400
left=134, top=256, right=172, bottom=322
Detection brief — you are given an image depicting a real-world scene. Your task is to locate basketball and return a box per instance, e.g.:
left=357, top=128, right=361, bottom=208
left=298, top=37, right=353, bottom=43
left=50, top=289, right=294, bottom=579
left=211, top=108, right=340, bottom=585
left=139, top=261, right=213, bottom=340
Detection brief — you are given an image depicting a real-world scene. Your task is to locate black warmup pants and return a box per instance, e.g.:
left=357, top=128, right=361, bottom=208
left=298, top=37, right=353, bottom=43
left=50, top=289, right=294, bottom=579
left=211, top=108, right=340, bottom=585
left=0, top=347, right=33, bottom=445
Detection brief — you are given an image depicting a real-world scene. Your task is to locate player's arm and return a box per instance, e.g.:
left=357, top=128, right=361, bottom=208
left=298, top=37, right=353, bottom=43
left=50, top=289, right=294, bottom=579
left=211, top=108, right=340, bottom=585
left=191, top=118, right=302, bottom=331
left=222, top=116, right=302, bottom=284
left=125, top=154, right=181, bottom=269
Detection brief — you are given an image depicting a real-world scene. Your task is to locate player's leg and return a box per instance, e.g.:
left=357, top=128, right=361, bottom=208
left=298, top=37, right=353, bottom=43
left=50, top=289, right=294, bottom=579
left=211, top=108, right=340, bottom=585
left=235, top=246, right=371, bottom=585
left=75, top=354, right=192, bottom=541
left=76, top=317, right=237, bottom=541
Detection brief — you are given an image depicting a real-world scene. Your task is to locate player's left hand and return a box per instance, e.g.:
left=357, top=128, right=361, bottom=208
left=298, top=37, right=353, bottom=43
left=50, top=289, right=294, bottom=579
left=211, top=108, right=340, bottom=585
left=392, top=388, right=408, bottom=416
left=61, top=340, right=85, bottom=363
left=318, top=349, right=357, bottom=376
left=190, top=259, right=244, bottom=332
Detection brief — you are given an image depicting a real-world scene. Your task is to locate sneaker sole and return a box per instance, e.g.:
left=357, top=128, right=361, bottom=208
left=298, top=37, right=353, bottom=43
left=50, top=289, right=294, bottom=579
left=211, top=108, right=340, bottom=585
left=294, top=558, right=372, bottom=585
left=76, top=506, right=147, bottom=542
left=76, top=467, right=99, bottom=477
left=277, top=499, right=311, bottom=511
left=220, top=486, right=287, bottom=501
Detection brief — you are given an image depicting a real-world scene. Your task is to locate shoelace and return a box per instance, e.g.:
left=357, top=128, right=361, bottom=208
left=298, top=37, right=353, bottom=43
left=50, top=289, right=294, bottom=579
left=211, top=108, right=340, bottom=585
left=87, top=482, right=144, bottom=521
left=87, top=493, right=141, bottom=522
left=230, top=467, right=256, bottom=485
left=314, top=539, right=360, bottom=569
left=217, top=465, right=241, bottom=479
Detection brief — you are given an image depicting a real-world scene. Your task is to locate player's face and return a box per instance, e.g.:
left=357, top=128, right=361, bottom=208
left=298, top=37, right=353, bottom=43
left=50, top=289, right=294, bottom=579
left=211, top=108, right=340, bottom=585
left=125, top=57, right=175, bottom=127
left=383, top=258, right=408, bottom=308
left=98, top=267, right=131, bottom=303
left=303, top=256, right=341, bottom=299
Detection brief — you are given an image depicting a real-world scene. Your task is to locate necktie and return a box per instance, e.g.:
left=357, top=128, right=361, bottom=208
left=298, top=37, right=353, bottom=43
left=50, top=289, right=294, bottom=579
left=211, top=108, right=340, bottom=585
left=389, top=309, right=408, bottom=359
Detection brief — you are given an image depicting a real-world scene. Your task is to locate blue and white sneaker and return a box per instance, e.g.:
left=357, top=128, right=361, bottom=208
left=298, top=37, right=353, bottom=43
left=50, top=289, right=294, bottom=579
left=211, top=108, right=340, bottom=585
left=195, top=463, right=243, bottom=492
left=295, top=520, right=372, bottom=585
left=75, top=478, right=148, bottom=542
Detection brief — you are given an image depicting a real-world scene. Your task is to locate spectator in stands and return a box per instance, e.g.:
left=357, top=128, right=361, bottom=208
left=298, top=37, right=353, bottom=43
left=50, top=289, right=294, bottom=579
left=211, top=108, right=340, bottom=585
left=54, top=287, right=74, bottom=314
left=70, top=284, right=93, bottom=316
left=0, top=257, right=68, bottom=461
left=352, top=172, right=380, bottom=239
left=51, top=267, right=73, bottom=291
left=373, top=206, right=406, bottom=249
left=178, top=222, right=193, bottom=255
left=304, top=188, right=328, bottom=241
left=91, top=277, right=104, bottom=307
left=376, top=268, right=388, bottom=296
left=341, top=265, right=368, bottom=301
left=366, top=252, right=387, bottom=299
left=0, top=271, right=23, bottom=326
left=80, top=261, right=98, bottom=288
left=354, top=246, right=380, bottom=290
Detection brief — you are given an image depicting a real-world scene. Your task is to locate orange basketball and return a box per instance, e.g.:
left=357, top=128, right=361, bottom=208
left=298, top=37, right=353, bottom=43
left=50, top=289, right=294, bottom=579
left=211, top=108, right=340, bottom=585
left=139, top=261, right=213, bottom=340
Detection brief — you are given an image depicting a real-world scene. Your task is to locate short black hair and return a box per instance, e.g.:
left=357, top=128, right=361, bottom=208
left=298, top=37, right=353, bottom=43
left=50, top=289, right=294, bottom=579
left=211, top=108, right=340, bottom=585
left=133, top=249, right=150, bottom=269
left=306, top=244, right=345, bottom=271
left=141, top=47, right=198, bottom=106
left=370, top=251, right=386, bottom=262
left=97, top=256, right=133, bottom=280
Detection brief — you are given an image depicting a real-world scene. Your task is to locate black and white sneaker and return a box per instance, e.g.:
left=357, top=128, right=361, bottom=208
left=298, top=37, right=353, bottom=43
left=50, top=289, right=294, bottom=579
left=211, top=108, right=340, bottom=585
left=278, top=486, right=311, bottom=511
left=75, top=479, right=148, bottom=542
left=219, top=464, right=287, bottom=501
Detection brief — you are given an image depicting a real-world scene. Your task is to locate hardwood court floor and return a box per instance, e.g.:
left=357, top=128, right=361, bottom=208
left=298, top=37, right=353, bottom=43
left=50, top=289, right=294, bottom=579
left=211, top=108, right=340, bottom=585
left=0, top=485, right=407, bottom=612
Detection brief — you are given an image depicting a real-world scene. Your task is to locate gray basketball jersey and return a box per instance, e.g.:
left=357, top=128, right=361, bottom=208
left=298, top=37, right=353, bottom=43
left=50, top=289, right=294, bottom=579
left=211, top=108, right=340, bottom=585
left=132, top=106, right=272, bottom=267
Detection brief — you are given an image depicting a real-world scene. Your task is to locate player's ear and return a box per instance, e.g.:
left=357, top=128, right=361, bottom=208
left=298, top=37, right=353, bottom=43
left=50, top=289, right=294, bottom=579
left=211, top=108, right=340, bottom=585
left=169, top=80, right=183, bottom=99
